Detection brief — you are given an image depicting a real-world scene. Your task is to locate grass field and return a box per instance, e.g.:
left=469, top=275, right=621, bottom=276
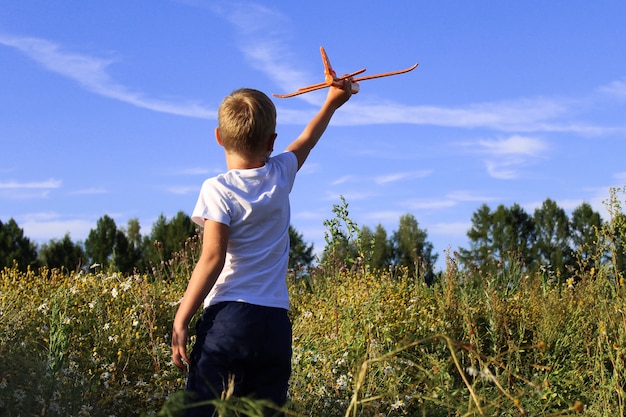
left=1, top=191, right=624, bottom=416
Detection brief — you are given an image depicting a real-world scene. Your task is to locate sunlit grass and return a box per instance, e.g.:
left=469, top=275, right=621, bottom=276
left=1, top=255, right=624, bottom=416
left=1, top=188, right=624, bottom=416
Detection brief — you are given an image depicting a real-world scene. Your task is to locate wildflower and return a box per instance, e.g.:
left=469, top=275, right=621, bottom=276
left=390, top=399, right=405, bottom=411
left=466, top=366, right=479, bottom=377
left=480, top=367, right=496, bottom=383
left=336, top=374, right=348, bottom=391
left=78, top=404, right=93, bottom=416
left=111, top=287, right=118, bottom=298
left=566, top=278, right=575, bottom=289
left=38, top=302, right=49, bottom=315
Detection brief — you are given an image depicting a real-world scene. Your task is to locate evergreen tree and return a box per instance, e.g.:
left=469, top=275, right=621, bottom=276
left=391, top=214, right=437, bottom=282
left=143, top=212, right=198, bottom=267
left=459, top=204, right=494, bottom=270
left=492, top=204, right=536, bottom=269
left=362, top=224, right=393, bottom=270
left=0, top=218, right=38, bottom=271
left=38, top=234, right=84, bottom=271
left=84, top=215, right=118, bottom=268
left=570, top=202, right=603, bottom=268
left=461, top=203, right=536, bottom=274
left=288, top=225, right=314, bottom=271
left=533, top=198, right=572, bottom=279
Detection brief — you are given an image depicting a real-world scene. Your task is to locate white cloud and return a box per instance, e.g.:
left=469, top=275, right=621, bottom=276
left=471, top=135, right=549, bottom=180
left=403, top=198, right=457, bottom=210
left=477, top=135, right=548, bottom=156
left=174, top=167, right=214, bottom=176
left=485, top=159, right=522, bottom=180
left=614, top=172, right=626, bottom=182
left=374, top=170, right=432, bottom=185
left=67, top=188, right=108, bottom=195
left=324, top=190, right=377, bottom=202
left=0, top=179, right=62, bottom=199
left=0, top=179, right=62, bottom=189
left=429, top=221, right=472, bottom=237
left=445, top=190, right=496, bottom=202
left=4, top=4, right=620, bottom=136
left=598, top=78, right=626, bottom=100
left=0, top=34, right=215, bottom=119
left=22, top=219, right=94, bottom=243
left=166, top=185, right=199, bottom=195
left=331, top=175, right=357, bottom=186
left=14, top=212, right=93, bottom=243
left=361, top=210, right=406, bottom=224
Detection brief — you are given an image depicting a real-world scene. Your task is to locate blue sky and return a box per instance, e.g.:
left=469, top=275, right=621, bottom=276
left=1, top=1, right=625, bottom=269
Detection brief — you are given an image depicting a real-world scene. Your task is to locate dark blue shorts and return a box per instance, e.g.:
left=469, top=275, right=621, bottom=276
left=184, top=301, right=292, bottom=416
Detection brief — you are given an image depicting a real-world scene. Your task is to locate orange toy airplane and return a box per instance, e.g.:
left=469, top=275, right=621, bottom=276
left=273, top=46, right=418, bottom=98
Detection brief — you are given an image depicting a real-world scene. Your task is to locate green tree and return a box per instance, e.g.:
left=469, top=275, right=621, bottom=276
left=362, top=224, right=393, bottom=270
left=570, top=202, right=604, bottom=269
left=492, top=204, right=536, bottom=270
left=112, top=218, right=144, bottom=273
left=459, top=204, right=495, bottom=271
left=460, top=203, right=536, bottom=275
left=38, top=234, right=85, bottom=271
left=288, top=225, right=314, bottom=271
left=84, top=215, right=118, bottom=268
left=0, top=218, right=38, bottom=271
left=533, top=199, right=572, bottom=279
left=391, top=214, right=437, bottom=283
left=143, top=212, right=198, bottom=267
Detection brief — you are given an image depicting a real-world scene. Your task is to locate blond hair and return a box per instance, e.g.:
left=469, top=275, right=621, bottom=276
left=217, top=88, right=276, bottom=156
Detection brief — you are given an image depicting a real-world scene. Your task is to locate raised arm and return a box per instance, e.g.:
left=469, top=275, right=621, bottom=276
left=286, top=80, right=353, bottom=170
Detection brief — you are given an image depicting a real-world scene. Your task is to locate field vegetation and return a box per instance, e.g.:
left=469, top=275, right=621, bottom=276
left=1, top=187, right=625, bottom=416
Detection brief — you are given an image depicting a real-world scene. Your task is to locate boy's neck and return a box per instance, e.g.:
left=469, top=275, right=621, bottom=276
left=225, top=151, right=266, bottom=170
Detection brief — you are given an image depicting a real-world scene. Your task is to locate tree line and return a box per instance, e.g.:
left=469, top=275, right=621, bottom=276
left=2, top=196, right=624, bottom=281
left=316, top=196, right=624, bottom=284
left=0, top=212, right=315, bottom=275
left=459, top=199, right=625, bottom=282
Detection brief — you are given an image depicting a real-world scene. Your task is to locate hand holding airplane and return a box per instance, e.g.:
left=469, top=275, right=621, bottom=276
left=273, top=47, right=418, bottom=98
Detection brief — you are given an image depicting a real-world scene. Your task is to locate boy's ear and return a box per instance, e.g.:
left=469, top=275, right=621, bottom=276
left=267, top=133, right=277, bottom=152
left=215, top=127, right=224, bottom=146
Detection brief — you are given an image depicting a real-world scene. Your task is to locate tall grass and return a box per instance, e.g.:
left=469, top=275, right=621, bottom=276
left=1, top=188, right=624, bottom=416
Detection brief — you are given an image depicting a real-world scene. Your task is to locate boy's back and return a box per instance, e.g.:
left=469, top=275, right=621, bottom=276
left=191, top=150, right=298, bottom=309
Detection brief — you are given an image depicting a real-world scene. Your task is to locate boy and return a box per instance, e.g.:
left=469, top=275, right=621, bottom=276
left=171, top=80, right=353, bottom=416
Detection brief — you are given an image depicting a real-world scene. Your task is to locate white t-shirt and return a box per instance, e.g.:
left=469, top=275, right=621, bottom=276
left=191, top=151, right=298, bottom=310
